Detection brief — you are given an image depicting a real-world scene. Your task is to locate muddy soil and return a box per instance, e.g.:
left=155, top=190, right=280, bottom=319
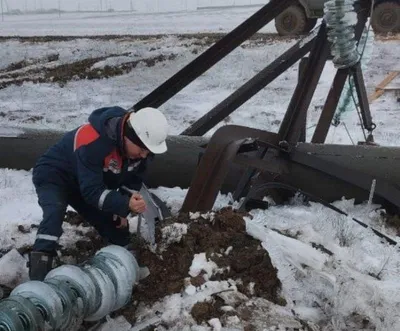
left=115, top=207, right=281, bottom=326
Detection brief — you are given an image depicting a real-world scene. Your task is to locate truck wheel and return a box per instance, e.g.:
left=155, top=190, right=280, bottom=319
left=275, top=5, right=308, bottom=36
left=371, top=1, right=400, bottom=34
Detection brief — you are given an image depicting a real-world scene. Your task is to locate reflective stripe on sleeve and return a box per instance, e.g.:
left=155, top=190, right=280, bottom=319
left=98, top=189, right=112, bottom=210
left=36, top=234, right=59, bottom=242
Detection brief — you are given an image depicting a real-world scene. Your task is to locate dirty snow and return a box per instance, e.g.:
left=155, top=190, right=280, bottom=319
left=0, top=6, right=400, bottom=331
left=161, top=223, right=188, bottom=245
left=1, top=33, right=399, bottom=144
left=189, top=253, right=219, bottom=278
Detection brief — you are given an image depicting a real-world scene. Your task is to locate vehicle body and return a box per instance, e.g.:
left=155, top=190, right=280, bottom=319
left=275, top=0, right=400, bottom=35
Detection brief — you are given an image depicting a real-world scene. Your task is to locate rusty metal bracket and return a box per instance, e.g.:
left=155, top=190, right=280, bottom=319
left=181, top=125, right=281, bottom=212
left=181, top=136, right=253, bottom=213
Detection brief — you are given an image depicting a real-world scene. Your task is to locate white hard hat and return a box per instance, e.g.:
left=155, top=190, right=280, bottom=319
left=127, top=107, right=169, bottom=154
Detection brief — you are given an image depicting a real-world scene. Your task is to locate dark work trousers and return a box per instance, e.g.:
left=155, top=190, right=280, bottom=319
left=33, top=183, right=131, bottom=253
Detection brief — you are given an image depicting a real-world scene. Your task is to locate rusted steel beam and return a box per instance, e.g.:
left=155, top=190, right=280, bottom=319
left=352, top=62, right=375, bottom=131
left=132, top=0, right=296, bottom=111
left=311, top=68, right=350, bottom=143
left=181, top=29, right=318, bottom=136
left=182, top=137, right=251, bottom=212
left=278, top=23, right=330, bottom=144
left=298, top=57, right=309, bottom=142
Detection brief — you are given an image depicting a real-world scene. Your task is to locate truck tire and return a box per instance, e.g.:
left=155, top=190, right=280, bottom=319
left=371, top=1, right=400, bottom=34
left=275, top=5, right=308, bottom=36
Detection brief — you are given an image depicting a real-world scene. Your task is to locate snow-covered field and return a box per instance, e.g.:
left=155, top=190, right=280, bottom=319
left=1, top=7, right=400, bottom=331
left=0, top=7, right=274, bottom=36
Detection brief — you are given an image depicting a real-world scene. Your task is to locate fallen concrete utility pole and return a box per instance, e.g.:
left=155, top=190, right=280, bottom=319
left=3, top=127, right=400, bottom=214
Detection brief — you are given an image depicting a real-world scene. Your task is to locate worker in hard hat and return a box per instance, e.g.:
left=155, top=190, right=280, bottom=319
left=28, top=106, right=169, bottom=281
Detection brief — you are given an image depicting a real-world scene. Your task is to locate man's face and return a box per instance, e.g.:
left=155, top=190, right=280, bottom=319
left=124, top=137, right=150, bottom=159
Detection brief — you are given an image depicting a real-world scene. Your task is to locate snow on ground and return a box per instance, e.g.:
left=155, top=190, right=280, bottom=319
left=246, top=200, right=400, bottom=330
left=0, top=6, right=400, bottom=331
left=0, top=7, right=275, bottom=36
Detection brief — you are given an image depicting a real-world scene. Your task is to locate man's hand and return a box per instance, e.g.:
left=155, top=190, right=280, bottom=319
left=129, top=193, right=146, bottom=214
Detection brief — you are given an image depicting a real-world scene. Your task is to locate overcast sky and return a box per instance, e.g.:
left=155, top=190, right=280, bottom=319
left=3, top=0, right=261, bottom=12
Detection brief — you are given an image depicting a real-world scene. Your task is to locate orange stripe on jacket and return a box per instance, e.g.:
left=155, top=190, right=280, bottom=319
left=73, top=124, right=100, bottom=151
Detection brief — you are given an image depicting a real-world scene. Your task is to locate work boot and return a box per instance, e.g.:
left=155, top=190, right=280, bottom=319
left=28, top=251, right=54, bottom=281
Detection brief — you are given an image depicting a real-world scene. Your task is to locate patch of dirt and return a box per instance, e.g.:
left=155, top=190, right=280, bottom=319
left=344, top=312, right=376, bottom=331
left=0, top=32, right=294, bottom=44
left=191, top=299, right=224, bottom=324
left=0, top=31, right=394, bottom=48
left=0, top=32, right=299, bottom=92
left=21, top=115, right=44, bottom=123
left=60, top=230, right=105, bottom=265
left=17, top=225, right=31, bottom=234
left=0, top=52, right=177, bottom=90
left=384, top=213, right=400, bottom=236
left=116, top=207, right=282, bottom=325
left=0, top=53, right=59, bottom=73
left=59, top=209, right=107, bottom=264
